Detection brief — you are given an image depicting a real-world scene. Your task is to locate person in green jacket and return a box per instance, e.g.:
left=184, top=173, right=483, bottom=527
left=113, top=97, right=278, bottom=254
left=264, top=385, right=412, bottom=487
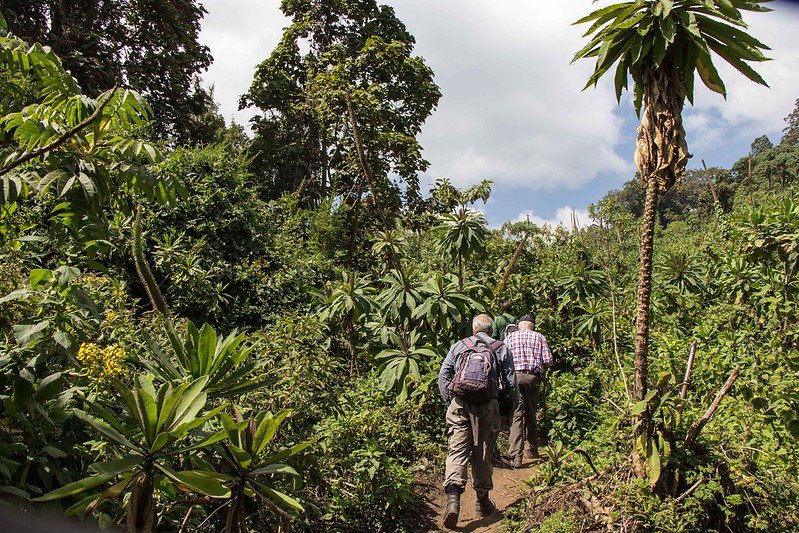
left=492, top=302, right=515, bottom=340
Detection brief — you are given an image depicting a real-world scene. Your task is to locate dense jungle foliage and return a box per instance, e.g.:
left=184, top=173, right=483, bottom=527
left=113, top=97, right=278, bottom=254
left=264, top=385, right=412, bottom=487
left=1, top=1, right=799, bottom=532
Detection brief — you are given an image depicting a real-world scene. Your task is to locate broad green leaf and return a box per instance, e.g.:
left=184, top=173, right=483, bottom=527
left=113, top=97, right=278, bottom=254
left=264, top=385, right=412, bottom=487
left=172, top=429, right=227, bottom=455
left=42, top=445, right=67, bottom=458
left=1, top=486, right=30, bottom=499
left=220, top=412, right=246, bottom=448
left=263, top=440, right=314, bottom=466
left=659, top=14, right=676, bottom=44
left=255, top=483, right=305, bottom=513
left=89, top=454, right=145, bottom=476
left=37, top=372, right=62, bottom=400
left=83, top=399, right=129, bottom=436
left=215, top=376, right=276, bottom=399
left=228, top=444, right=253, bottom=469
left=32, top=473, right=115, bottom=501
left=85, top=474, right=138, bottom=513
left=249, top=464, right=300, bottom=478
left=155, top=382, right=181, bottom=432
left=171, top=403, right=225, bottom=437
left=197, top=322, right=217, bottom=375
left=660, top=0, right=674, bottom=18
left=0, top=289, right=28, bottom=304
left=631, top=398, right=649, bottom=415
left=142, top=332, right=182, bottom=381
left=150, top=431, right=176, bottom=456
left=74, top=410, right=140, bottom=452
left=166, top=376, right=209, bottom=431
left=56, top=266, right=80, bottom=285
left=574, top=2, right=636, bottom=26
left=133, top=387, right=159, bottom=446
left=251, top=410, right=291, bottom=457
left=29, top=269, right=53, bottom=289
left=647, top=438, right=661, bottom=486
left=695, top=47, right=726, bottom=95
left=13, top=320, right=50, bottom=346
left=156, top=465, right=231, bottom=498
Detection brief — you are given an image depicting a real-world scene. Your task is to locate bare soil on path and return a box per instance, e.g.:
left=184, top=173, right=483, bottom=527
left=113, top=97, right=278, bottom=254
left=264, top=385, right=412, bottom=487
left=414, top=456, right=540, bottom=533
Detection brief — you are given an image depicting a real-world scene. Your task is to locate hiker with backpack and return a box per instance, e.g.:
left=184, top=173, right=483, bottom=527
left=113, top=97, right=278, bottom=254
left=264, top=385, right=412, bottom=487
left=491, top=301, right=516, bottom=340
left=437, top=314, right=518, bottom=529
left=504, top=315, right=553, bottom=468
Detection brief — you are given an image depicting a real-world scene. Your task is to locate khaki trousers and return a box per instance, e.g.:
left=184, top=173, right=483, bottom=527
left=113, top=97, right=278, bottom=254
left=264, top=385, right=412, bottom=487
left=508, top=372, right=540, bottom=458
left=444, top=396, right=500, bottom=493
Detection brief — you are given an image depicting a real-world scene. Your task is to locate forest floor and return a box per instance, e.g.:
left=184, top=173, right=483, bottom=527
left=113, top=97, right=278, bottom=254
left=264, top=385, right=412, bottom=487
left=413, top=452, right=540, bottom=532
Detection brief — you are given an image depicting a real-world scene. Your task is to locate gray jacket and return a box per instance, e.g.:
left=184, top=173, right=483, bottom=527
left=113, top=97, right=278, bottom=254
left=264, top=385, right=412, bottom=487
left=438, top=332, right=519, bottom=410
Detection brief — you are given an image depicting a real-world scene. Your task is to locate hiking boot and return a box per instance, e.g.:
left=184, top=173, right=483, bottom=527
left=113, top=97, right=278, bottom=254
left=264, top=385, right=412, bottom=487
left=443, top=493, right=460, bottom=528
left=512, top=455, right=523, bottom=468
left=525, top=448, right=539, bottom=459
left=476, top=490, right=496, bottom=516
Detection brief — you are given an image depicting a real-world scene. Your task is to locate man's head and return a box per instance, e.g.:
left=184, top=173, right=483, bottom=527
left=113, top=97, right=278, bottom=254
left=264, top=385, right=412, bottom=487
left=501, top=302, right=512, bottom=313
left=473, top=314, right=493, bottom=335
left=518, top=314, right=535, bottom=330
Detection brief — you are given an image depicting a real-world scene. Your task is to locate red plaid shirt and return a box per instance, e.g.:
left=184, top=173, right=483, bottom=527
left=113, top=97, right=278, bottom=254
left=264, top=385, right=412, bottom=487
left=504, top=329, right=553, bottom=372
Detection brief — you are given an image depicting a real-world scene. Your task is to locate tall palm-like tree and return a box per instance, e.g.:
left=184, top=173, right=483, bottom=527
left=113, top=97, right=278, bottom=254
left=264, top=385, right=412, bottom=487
left=318, top=272, right=377, bottom=376
left=574, top=0, right=770, bottom=402
left=434, top=207, right=488, bottom=290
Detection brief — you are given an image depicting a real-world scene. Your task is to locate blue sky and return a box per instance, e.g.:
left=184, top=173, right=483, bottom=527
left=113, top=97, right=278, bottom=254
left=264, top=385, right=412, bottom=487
left=198, top=0, right=799, bottom=228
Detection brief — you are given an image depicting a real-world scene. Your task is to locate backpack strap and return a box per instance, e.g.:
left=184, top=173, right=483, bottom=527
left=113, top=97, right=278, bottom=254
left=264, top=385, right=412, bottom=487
left=473, top=335, right=502, bottom=354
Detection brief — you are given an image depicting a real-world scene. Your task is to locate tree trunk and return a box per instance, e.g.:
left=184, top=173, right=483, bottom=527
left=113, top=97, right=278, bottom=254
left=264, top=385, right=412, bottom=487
left=128, top=472, right=154, bottom=533
left=634, top=177, right=658, bottom=402
left=632, top=64, right=688, bottom=405
left=345, top=93, right=378, bottom=202
left=344, top=313, right=358, bottom=377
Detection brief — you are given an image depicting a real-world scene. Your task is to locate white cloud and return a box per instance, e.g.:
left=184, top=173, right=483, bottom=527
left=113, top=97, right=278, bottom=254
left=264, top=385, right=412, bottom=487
left=197, top=0, right=799, bottom=205
left=392, top=0, right=632, bottom=191
left=198, top=1, right=288, bottom=128
left=512, top=207, right=592, bottom=230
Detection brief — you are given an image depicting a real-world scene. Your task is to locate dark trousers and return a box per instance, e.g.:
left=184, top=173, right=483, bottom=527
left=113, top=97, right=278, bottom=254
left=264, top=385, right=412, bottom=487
left=508, top=372, right=540, bottom=458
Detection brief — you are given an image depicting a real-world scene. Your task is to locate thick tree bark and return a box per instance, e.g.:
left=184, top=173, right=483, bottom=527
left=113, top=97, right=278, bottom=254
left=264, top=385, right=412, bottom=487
left=631, top=66, right=689, bottom=482
left=632, top=65, right=689, bottom=404
left=634, top=176, right=658, bottom=401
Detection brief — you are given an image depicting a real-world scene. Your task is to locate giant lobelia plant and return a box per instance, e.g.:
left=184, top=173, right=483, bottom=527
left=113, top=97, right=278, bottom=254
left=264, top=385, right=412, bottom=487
left=573, top=0, right=771, bottom=405
left=34, top=376, right=228, bottom=532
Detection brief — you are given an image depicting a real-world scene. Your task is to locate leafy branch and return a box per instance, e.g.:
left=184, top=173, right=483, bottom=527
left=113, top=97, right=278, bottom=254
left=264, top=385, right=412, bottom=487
left=0, top=86, right=119, bottom=178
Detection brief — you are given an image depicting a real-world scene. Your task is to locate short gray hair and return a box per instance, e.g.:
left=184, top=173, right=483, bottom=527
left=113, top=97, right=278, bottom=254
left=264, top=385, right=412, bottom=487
left=472, top=314, right=492, bottom=334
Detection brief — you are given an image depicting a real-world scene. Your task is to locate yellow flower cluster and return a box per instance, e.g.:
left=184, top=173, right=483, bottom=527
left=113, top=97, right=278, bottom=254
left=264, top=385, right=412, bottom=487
left=112, top=288, right=128, bottom=300
left=82, top=274, right=111, bottom=288
left=76, top=342, right=127, bottom=381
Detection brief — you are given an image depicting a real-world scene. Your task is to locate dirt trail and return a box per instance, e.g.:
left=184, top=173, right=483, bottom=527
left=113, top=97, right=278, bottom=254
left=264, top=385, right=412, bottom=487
left=414, top=456, right=539, bottom=532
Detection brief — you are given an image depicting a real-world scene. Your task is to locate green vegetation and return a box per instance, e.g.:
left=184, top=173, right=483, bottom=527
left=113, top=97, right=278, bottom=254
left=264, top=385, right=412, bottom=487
left=2, top=2, right=799, bottom=532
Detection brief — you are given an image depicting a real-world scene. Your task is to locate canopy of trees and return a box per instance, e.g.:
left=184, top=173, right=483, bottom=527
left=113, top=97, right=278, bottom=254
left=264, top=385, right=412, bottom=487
left=2, top=0, right=214, bottom=142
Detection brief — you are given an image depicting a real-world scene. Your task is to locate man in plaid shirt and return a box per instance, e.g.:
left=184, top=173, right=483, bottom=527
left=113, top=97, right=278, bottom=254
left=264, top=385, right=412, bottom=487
left=503, top=314, right=553, bottom=467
